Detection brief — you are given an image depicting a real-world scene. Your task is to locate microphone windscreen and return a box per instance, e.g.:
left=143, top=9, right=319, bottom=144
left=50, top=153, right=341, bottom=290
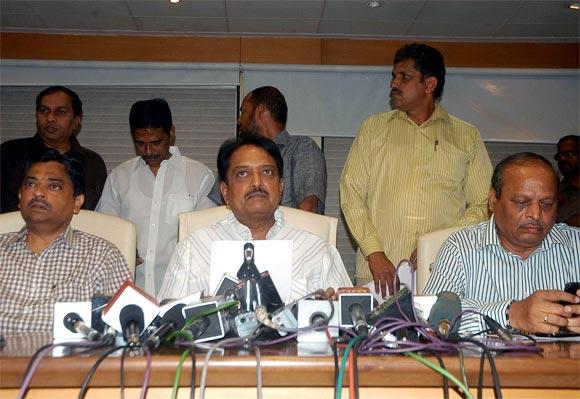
left=120, top=304, right=145, bottom=332
left=428, top=291, right=462, bottom=337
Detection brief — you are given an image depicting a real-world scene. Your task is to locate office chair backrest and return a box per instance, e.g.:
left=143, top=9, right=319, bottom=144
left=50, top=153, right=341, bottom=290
left=178, top=205, right=338, bottom=246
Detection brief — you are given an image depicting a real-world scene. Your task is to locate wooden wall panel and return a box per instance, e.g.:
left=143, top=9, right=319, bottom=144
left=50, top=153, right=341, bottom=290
left=322, top=39, right=579, bottom=68
left=240, top=37, right=321, bottom=64
left=1, top=32, right=578, bottom=69
left=0, top=33, right=240, bottom=63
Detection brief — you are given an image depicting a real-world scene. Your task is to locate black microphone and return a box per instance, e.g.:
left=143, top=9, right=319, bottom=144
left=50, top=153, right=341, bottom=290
left=63, top=312, right=102, bottom=341
left=349, top=303, right=369, bottom=336
left=144, top=303, right=186, bottom=350
left=119, top=304, right=145, bottom=346
left=428, top=291, right=462, bottom=337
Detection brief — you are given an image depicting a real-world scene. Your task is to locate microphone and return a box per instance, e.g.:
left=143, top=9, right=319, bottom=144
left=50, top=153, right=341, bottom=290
left=428, top=291, right=462, bottom=337
left=349, top=303, right=369, bottom=336
left=119, top=304, right=145, bottom=346
left=101, top=280, right=160, bottom=345
left=144, top=303, right=186, bottom=350
left=63, top=312, right=102, bottom=341
left=337, top=287, right=373, bottom=336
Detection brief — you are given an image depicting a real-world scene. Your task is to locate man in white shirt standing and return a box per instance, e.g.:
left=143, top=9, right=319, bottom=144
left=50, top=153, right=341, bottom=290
left=97, top=98, right=215, bottom=296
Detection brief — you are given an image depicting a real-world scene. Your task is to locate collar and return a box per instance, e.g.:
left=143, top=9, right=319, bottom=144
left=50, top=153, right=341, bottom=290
left=389, top=102, right=450, bottom=125
left=9, top=224, right=75, bottom=249
left=273, top=130, right=290, bottom=146
left=226, top=208, right=285, bottom=240
left=32, top=133, right=83, bottom=153
left=479, top=214, right=573, bottom=254
left=132, top=145, right=181, bottom=173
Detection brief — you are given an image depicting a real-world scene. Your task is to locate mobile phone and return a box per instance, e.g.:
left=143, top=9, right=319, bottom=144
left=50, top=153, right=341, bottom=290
left=564, top=282, right=580, bottom=296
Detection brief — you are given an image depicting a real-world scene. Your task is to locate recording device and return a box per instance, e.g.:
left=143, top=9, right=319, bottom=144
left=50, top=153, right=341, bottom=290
left=213, top=274, right=240, bottom=298
left=91, top=295, right=111, bottom=334
left=63, top=312, right=102, bottom=341
left=101, top=280, right=160, bottom=344
left=235, top=243, right=284, bottom=314
left=338, top=287, right=373, bottom=333
left=145, top=303, right=185, bottom=350
left=428, top=291, right=462, bottom=337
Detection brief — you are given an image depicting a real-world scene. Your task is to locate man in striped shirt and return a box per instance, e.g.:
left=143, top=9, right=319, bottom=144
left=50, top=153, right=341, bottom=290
left=158, top=135, right=352, bottom=302
left=424, top=153, right=580, bottom=335
left=341, top=43, right=492, bottom=297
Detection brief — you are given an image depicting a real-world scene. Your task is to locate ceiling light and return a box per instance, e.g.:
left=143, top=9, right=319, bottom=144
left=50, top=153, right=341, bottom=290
left=169, top=0, right=180, bottom=4
left=570, top=3, right=580, bottom=10
left=366, top=1, right=383, bottom=9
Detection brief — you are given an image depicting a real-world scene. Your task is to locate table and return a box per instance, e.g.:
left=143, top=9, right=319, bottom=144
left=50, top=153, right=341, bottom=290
left=1, top=333, right=579, bottom=399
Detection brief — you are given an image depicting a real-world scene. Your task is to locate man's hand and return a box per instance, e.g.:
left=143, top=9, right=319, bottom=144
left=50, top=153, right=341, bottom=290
left=367, top=252, right=399, bottom=298
left=408, top=248, right=417, bottom=272
left=509, top=290, right=579, bottom=334
left=564, top=287, right=580, bottom=334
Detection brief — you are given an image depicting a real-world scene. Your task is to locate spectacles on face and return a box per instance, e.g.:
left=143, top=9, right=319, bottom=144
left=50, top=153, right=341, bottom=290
left=554, top=150, right=578, bottom=161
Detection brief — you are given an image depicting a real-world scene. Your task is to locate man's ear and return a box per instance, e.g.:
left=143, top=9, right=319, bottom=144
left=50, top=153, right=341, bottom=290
left=219, top=181, right=229, bottom=205
left=73, top=194, right=85, bottom=214
left=488, top=189, right=497, bottom=213
left=169, top=125, right=176, bottom=146
left=254, top=104, right=267, bottom=121
left=424, top=76, right=437, bottom=95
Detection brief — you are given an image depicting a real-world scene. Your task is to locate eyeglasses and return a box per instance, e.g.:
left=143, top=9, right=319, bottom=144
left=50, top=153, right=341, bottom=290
left=554, top=150, right=578, bottom=160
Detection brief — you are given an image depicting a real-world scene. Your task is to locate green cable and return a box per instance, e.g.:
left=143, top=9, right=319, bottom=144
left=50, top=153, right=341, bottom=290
left=171, top=348, right=191, bottom=399
left=168, top=299, right=240, bottom=399
left=335, top=334, right=366, bottom=399
left=406, top=351, right=474, bottom=399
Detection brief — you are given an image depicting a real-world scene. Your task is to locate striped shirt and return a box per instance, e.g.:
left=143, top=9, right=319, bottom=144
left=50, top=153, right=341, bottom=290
left=340, top=103, right=492, bottom=281
left=158, top=209, right=353, bottom=301
left=0, top=226, right=131, bottom=333
left=423, top=215, right=580, bottom=334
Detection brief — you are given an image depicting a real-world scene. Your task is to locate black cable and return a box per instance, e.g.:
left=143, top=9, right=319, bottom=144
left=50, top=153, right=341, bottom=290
left=429, top=351, right=450, bottom=399
left=477, top=350, right=485, bottom=399
left=453, top=337, right=502, bottom=399
left=119, top=346, right=129, bottom=399
left=332, top=339, right=339, bottom=399
left=353, top=343, right=360, bottom=399
left=77, top=345, right=126, bottom=399
left=190, top=348, right=196, bottom=399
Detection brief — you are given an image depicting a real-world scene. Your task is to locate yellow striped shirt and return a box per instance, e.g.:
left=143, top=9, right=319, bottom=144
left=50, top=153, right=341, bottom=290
left=340, top=103, right=493, bottom=280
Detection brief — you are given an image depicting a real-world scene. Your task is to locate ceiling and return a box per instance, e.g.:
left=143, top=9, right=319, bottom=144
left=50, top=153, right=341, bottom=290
left=1, top=0, right=578, bottom=42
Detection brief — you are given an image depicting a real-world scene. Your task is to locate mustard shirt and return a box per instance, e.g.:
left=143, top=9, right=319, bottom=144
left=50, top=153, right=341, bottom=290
left=340, top=103, right=493, bottom=280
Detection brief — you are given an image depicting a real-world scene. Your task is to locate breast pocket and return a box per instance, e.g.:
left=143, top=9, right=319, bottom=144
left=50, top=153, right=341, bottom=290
left=166, top=194, right=196, bottom=225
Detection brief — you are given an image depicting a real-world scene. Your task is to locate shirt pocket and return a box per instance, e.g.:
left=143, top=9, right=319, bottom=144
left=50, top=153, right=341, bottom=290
left=165, top=194, right=196, bottom=225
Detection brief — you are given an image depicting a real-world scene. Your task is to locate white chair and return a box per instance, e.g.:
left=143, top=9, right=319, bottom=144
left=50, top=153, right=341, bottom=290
left=0, top=210, right=137, bottom=277
left=178, top=205, right=338, bottom=246
left=416, top=226, right=462, bottom=294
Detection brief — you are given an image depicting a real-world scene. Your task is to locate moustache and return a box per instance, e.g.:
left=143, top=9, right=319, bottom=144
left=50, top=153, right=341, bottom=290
left=142, top=155, right=161, bottom=162
left=390, top=89, right=402, bottom=97
left=28, top=198, right=51, bottom=210
left=520, top=221, right=544, bottom=230
left=245, top=187, right=268, bottom=199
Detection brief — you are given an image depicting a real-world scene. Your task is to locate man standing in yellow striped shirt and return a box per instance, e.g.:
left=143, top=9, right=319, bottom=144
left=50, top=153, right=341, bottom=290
left=340, top=43, right=493, bottom=297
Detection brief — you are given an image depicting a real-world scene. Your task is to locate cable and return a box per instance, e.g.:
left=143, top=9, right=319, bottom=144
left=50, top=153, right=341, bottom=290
left=78, top=345, right=126, bottom=399
left=171, top=348, right=191, bottom=399
left=140, top=346, right=152, bottom=399
left=335, top=334, right=366, bottom=399
left=190, top=349, right=196, bottom=399
left=119, top=346, right=128, bottom=399
left=406, top=352, right=474, bottom=399
left=458, top=349, right=469, bottom=395
left=348, top=348, right=355, bottom=399
left=255, top=346, right=263, bottom=399
left=429, top=351, right=449, bottom=399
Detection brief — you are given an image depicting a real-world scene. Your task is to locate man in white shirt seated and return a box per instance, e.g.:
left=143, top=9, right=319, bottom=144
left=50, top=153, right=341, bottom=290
left=97, top=98, right=215, bottom=296
left=158, top=135, right=352, bottom=301
left=424, top=152, right=580, bottom=335
left=0, top=150, right=131, bottom=332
